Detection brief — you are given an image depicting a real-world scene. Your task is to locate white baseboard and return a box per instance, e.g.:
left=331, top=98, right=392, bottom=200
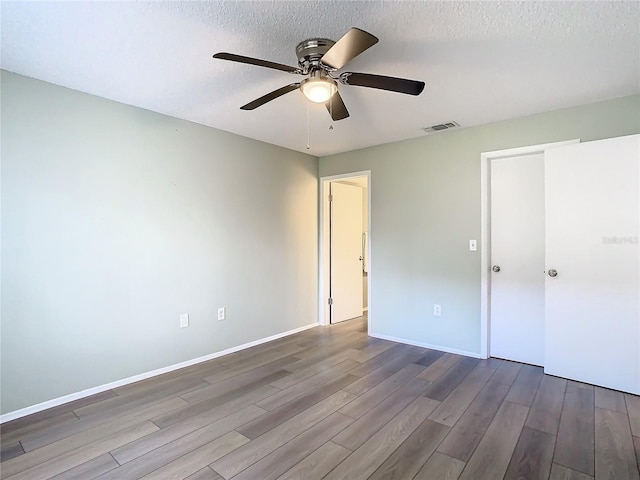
left=0, top=322, right=318, bottom=424
left=369, top=332, right=485, bottom=359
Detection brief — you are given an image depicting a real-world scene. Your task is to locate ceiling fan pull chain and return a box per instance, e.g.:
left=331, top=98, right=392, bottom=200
left=329, top=96, right=334, bottom=131
left=306, top=101, right=311, bottom=150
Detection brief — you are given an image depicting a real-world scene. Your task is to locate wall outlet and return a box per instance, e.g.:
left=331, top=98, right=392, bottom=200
left=180, top=313, right=189, bottom=328
left=469, top=239, right=477, bottom=251
left=433, top=304, right=442, bottom=317
left=217, top=307, right=226, bottom=321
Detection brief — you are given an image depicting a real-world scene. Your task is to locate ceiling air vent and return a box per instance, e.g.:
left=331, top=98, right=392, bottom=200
left=422, top=121, right=460, bottom=134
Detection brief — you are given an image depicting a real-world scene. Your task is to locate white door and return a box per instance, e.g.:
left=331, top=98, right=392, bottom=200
left=490, top=154, right=545, bottom=366
left=544, top=135, right=640, bottom=394
left=331, top=182, right=364, bottom=323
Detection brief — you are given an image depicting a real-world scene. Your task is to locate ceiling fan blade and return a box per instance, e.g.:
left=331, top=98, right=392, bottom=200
left=320, top=28, right=379, bottom=70
left=240, top=83, right=301, bottom=110
left=325, top=92, right=350, bottom=121
left=341, top=72, right=425, bottom=96
left=213, top=52, right=300, bottom=74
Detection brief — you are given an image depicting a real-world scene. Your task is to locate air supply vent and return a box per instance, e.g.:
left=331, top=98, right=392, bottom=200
left=422, top=121, right=460, bottom=134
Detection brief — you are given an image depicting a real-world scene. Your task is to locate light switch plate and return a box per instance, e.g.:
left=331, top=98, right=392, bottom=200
left=469, top=240, right=477, bottom=251
left=180, top=313, right=189, bottom=328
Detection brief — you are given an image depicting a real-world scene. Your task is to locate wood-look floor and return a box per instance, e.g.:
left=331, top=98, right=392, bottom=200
left=2, top=316, right=639, bottom=480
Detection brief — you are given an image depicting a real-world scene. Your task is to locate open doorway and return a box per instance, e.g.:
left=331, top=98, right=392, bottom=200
left=319, top=171, right=370, bottom=332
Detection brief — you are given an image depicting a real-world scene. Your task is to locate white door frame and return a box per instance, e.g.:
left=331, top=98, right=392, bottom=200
left=319, top=170, right=371, bottom=334
left=480, top=140, right=579, bottom=359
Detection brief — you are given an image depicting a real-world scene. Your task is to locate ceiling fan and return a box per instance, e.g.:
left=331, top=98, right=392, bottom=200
left=213, top=27, right=425, bottom=121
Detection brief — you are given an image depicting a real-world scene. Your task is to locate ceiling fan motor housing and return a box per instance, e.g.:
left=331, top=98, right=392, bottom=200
left=296, top=38, right=336, bottom=71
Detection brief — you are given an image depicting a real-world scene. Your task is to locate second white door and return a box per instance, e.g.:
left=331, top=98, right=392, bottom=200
left=544, top=135, right=640, bottom=394
left=331, top=182, right=364, bottom=323
left=490, top=153, right=545, bottom=366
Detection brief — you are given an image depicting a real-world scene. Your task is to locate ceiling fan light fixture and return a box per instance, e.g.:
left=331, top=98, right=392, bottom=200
left=300, top=76, right=337, bottom=103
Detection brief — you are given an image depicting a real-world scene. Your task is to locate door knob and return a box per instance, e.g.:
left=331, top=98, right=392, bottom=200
left=492, top=265, right=501, bottom=272
left=548, top=269, right=558, bottom=277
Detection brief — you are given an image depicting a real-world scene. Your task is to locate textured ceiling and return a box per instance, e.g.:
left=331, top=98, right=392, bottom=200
left=1, top=1, right=639, bottom=156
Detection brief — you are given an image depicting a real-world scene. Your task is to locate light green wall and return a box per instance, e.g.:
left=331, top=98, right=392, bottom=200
left=1, top=71, right=319, bottom=414
left=320, top=95, right=640, bottom=355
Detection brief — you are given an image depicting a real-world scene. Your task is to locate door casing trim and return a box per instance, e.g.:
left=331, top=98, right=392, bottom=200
left=480, top=140, right=579, bottom=359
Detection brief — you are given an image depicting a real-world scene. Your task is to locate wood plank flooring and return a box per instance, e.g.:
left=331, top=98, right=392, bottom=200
left=1, top=316, right=639, bottom=480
